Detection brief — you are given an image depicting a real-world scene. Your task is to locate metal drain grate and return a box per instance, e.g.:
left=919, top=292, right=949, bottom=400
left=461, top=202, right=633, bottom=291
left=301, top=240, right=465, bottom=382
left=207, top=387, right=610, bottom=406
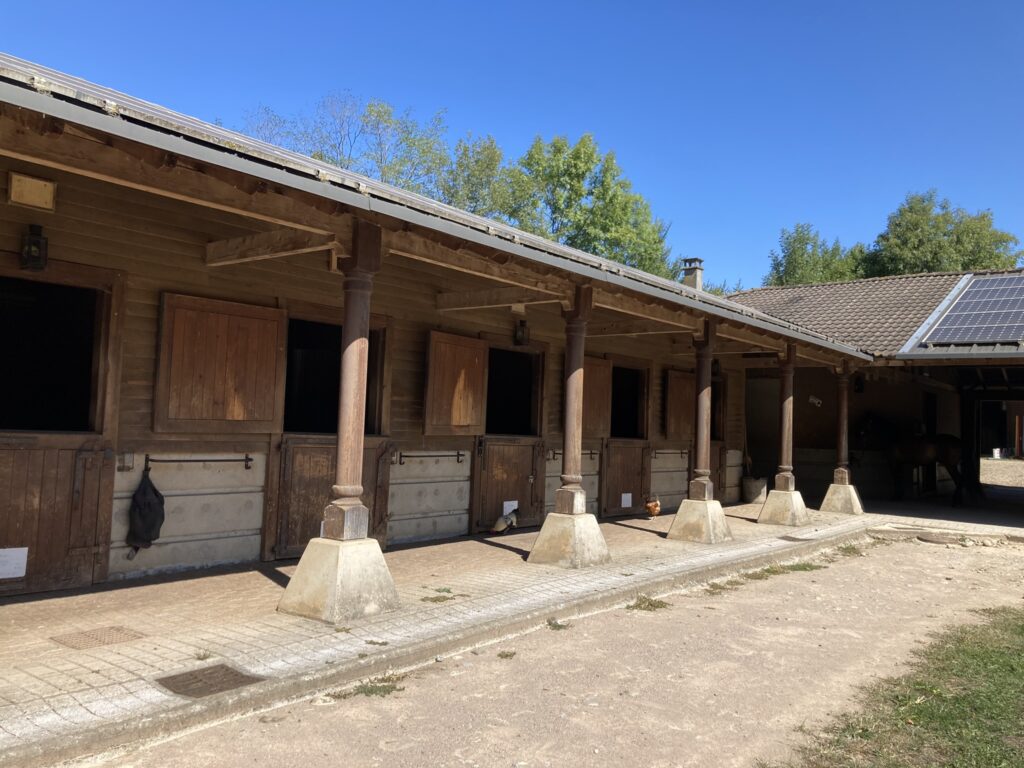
left=156, top=664, right=265, bottom=698
left=51, top=625, right=145, bottom=649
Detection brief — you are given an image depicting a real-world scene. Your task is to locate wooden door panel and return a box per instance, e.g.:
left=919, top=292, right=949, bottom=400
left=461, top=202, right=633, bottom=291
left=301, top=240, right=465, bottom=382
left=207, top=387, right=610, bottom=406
left=601, top=441, right=650, bottom=517
left=583, top=357, right=612, bottom=439
left=710, top=442, right=726, bottom=501
left=474, top=438, right=543, bottom=531
left=0, top=447, right=112, bottom=596
left=276, top=437, right=391, bottom=558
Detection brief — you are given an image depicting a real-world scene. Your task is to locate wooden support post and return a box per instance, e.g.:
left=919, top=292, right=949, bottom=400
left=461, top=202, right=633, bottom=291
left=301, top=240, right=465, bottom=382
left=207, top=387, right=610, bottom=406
left=528, top=284, right=611, bottom=567
left=834, top=364, right=851, bottom=486
left=775, top=343, right=797, bottom=492
left=690, top=321, right=716, bottom=501
left=559, top=285, right=592, bottom=505
left=278, top=219, right=399, bottom=623
left=322, top=220, right=382, bottom=540
left=757, top=343, right=810, bottom=525
left=667, top=318, right=732, bottom=543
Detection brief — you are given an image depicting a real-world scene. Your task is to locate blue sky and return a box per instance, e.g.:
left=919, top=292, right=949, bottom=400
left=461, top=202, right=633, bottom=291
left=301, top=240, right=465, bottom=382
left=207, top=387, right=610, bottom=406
left=3, top=1, right=1021, bottom=288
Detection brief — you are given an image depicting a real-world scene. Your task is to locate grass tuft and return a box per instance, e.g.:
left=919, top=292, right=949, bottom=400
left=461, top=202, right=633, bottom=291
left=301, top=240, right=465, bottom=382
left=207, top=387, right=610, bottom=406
left=330, top=673, right=406, bottom=700
left=766, top=606, right=1024, bottom=767
left=365, top=639, right=389, bottom=646
left=546, top=617, right=571, bottom=631
left=497, top=650, right=516, bottom=659
left=421, top=594, right=456, bottom=603
left=836, top=543, right=863, bottom=557
left=626, top=594, right=670, bottom=611
left=743, top=562, right=825, bottom=580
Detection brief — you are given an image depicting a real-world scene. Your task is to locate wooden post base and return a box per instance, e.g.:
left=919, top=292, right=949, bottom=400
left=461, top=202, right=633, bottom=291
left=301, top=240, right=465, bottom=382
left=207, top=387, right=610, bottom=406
left=277, top=538, right=400, bottom=624
left=820, top=483, right=865, bottom=515
left=667, top=498, right=733, bottom=544
left=757, top=490, right=809, bottom=526
left=528, top=512, right=611, bottom=569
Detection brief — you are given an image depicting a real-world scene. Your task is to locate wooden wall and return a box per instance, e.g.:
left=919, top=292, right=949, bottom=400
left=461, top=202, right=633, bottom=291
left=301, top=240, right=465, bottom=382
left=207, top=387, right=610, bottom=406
left=1, top=156, right=751, bottom=578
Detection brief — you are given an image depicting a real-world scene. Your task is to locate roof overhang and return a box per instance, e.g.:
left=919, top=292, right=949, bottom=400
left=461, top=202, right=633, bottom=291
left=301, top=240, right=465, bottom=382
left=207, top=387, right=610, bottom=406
left=0, top=53, right=871, bottom=362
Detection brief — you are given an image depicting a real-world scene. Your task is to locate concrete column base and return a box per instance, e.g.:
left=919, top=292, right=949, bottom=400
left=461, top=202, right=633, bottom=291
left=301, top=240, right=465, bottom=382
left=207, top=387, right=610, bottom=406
left=527, top=512, right=610, bottom=568
left=820, top=483, right=865, bottom=515
left=757, top=490, right=809, bottom=526
left=277, top=537, right=400, bottom=624
left=666, top=499, right=733, bottom=543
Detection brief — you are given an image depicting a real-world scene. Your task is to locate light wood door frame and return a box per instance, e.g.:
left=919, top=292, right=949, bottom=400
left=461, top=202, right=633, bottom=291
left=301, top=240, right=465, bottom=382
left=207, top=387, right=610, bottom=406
left=0, top=256, right=123, bottom=591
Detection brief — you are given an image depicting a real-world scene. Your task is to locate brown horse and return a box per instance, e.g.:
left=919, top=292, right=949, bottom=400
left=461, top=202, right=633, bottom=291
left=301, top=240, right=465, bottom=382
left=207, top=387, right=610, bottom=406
left=857, top=414, right=964, bottom=506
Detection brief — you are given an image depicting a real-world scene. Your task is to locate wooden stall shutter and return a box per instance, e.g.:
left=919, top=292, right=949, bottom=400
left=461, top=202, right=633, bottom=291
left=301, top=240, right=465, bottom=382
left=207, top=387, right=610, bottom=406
left=665, top=370, right=696, bottom=441
left=424, top=331, right=488, bottom=436
left=154, top=294, right=287, bottom=433
left=583, top=356, right=612, bottom=439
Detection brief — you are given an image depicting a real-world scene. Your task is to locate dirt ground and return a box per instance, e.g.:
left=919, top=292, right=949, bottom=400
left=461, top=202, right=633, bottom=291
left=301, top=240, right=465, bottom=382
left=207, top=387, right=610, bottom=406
left=980, top=456, right=1024, bottom=487
left=71, top=535, right=1024, bottom=768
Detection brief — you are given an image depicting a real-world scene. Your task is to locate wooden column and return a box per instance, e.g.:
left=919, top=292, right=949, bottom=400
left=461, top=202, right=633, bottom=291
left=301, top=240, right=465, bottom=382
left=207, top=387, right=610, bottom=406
left=834, top=364, right=851, bottom=486
left=323, top=220, right=382, bottom=540
left=690, top=320, right=715, bottom=501
left=554, top=285, right=593, bottom=515
left=775, top=343, right=797, bottom=492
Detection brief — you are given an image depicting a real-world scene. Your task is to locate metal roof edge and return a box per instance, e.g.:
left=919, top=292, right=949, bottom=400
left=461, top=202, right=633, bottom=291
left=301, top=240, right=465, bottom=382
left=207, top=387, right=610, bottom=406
left=892, top=349, right=1024, bottom=362
left=897, top=273, right=973, bottom=354
left=0, top=61, right=870, bottom=361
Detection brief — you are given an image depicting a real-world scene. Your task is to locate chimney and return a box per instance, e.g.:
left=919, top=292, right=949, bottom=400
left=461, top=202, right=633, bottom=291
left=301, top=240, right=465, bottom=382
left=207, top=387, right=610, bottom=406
left=681, top=257, right=704, bottom=291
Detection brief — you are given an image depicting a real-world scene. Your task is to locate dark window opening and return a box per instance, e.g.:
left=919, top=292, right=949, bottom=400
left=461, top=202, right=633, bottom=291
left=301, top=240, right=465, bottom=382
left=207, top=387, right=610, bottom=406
left=711, top=379, right=725, bottom=441
left=610, top=365, right=646, bottom=439
left=283, top=319, right=384, bottom=434
left=485, top=347, right=538, bottom=436
left=0, top=276, right=98, bottom=432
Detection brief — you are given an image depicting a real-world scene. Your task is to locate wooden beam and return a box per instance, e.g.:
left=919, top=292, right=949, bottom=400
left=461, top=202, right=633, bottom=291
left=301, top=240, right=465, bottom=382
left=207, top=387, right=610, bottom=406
left=0, top=106, right=343, bottom=235
left=436, top=286, right=558, bottom=312
left=388, top=229, right=569, bottom=296
left=587, top=321, right=681, bottom=338
left=206, top=228, right=341, bottom=266
left=593, top=287, right=698, bottom=329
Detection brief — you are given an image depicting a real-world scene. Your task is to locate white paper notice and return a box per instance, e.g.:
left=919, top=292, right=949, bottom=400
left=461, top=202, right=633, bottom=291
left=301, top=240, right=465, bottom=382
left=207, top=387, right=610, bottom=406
left=503, top=500, right=518, bottom=515
left=621, top=493, right=633, bottom=508
left=0, top=547, right=28, bottom=579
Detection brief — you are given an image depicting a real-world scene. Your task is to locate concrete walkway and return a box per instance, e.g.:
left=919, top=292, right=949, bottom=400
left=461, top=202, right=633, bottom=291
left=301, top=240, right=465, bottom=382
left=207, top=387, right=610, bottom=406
left=0, top=504, right=1013, bottom=767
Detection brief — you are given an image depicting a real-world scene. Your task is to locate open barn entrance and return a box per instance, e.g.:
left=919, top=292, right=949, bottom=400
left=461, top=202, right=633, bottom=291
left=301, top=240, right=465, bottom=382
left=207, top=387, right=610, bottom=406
left=601, top=363, right=651, bottom=517
left=0, top=266, right=117, bottom=597
left=474, top=346, right=545, bottom=532
left=275, top=317, right=391, bottom=558
left=0, top=276, right=98, bottom=432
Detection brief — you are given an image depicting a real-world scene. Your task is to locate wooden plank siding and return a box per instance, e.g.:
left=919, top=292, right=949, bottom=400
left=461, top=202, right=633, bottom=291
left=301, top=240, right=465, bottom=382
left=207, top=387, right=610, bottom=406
left=1, top=153, right=756, bottom=583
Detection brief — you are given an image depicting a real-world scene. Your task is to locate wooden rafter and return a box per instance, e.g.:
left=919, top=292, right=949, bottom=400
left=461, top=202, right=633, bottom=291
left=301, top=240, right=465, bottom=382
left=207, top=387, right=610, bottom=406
left=0, top=107, right=344, bottom=235
left=206, top=228, right=343, bottom=266
left=436, top=286, right=560, bottom=312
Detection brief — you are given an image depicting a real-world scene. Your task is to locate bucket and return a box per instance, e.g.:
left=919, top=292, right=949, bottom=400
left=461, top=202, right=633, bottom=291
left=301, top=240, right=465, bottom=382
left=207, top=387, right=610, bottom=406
left=742, top=476, right=768, bottom=503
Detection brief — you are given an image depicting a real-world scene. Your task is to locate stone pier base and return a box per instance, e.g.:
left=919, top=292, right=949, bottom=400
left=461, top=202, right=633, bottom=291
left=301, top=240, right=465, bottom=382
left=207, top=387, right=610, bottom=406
left=278, top=537, right=400, bottom=624
left=528, top=512, right=611, bottom=568
left=667, top=499, right=733, bottom=543
left=757, top=490, right=809, bottom=526
left=820, top=483, right=864, bottom=515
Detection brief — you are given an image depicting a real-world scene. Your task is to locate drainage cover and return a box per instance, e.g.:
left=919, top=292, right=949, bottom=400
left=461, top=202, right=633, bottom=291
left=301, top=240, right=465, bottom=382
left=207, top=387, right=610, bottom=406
left=51, top=626, right=145, bottom=650
left=156, top=664, right=264, bottom=698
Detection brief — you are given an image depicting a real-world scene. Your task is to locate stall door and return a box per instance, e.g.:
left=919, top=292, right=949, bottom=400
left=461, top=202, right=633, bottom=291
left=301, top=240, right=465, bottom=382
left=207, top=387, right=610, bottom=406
left=601, top=440, right=651, bottom=517
left=710, top=441, right=727, bottom=502
left=472, top=438, right=544, bottom=532
left=276, top=436, right=392, bottom=558
left=0, top=446, right=114, bottom=596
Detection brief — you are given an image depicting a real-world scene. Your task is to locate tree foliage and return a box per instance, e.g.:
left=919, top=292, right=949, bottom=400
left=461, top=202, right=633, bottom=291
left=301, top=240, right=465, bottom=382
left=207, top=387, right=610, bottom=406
left=244, top=102, right=679, bottom=279
left=764, top=191, right=1021, bottom=286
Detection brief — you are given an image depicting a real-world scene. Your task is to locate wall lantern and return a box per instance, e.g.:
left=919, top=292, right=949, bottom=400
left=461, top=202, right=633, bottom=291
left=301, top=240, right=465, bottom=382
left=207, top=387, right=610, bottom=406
left=513, top=319, right=530, bottom=346
left=20, top=225, right=48, bottom=271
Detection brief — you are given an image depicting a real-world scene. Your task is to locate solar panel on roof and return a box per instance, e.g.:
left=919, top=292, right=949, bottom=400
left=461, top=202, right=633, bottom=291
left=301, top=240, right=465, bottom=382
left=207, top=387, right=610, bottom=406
left=925, top=275, right=1024, bottom=345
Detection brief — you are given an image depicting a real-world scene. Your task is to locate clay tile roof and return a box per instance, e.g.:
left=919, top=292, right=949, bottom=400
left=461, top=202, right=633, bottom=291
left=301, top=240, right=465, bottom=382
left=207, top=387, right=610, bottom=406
left=728, top=272, right=968, bottom=356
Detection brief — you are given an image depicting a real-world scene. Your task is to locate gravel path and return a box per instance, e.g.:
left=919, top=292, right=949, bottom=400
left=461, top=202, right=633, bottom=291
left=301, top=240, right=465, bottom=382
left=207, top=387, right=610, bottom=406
left=76, top=537, right=1024, bottom=768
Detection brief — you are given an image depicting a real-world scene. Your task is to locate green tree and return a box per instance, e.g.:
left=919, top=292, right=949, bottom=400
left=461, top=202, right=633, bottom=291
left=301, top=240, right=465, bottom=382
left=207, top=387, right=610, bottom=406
left=763, top=224, right=862, bottom=286
left=862, top=191, right=1022, bottom=277
left=505, top=135, right=678, bottom=278
left=438, top=135, right=508, bottom=217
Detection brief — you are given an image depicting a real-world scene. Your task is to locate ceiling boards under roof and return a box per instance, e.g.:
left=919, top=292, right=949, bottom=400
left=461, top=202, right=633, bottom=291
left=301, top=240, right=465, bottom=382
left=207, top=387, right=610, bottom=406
left=924, top=275, right=1024, bottom=345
